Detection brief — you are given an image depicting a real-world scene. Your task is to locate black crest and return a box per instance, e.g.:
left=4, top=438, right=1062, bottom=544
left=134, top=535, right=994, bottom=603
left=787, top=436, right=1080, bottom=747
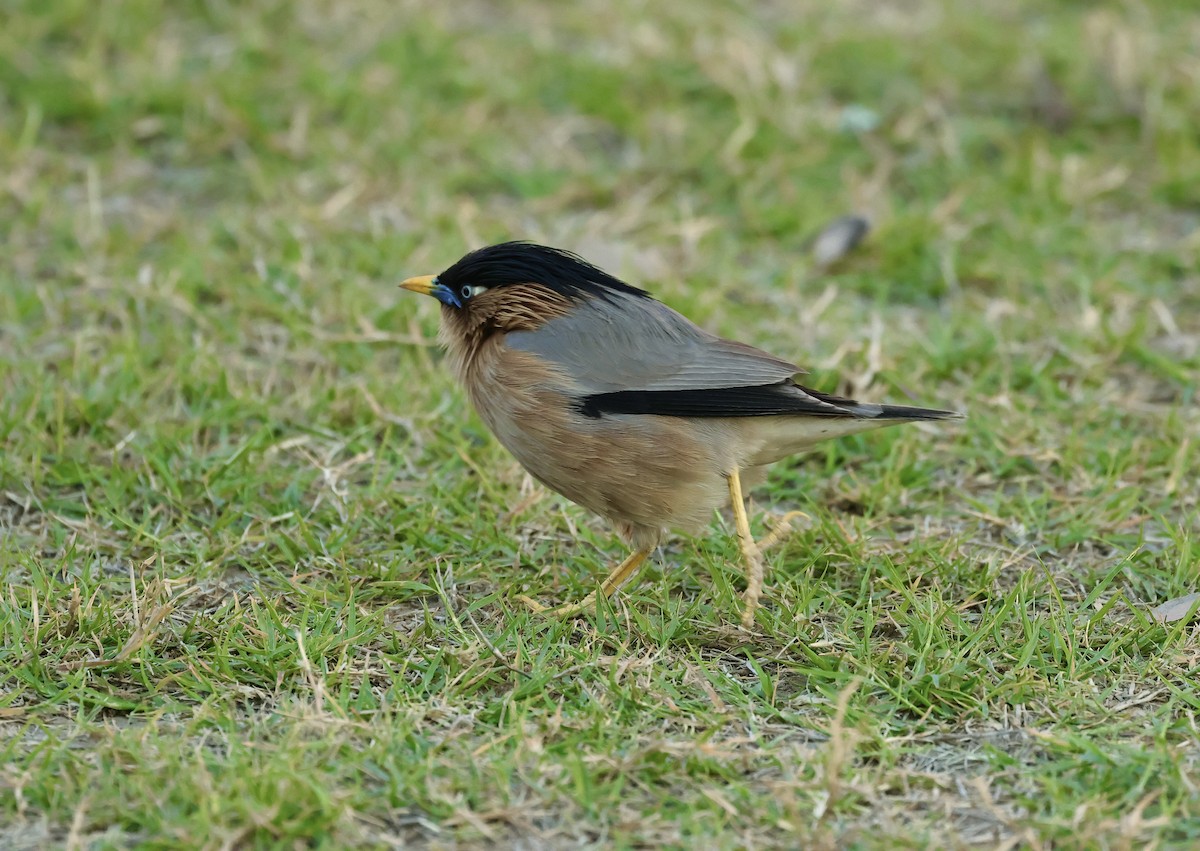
left=437, top=242, right=650, bottom=302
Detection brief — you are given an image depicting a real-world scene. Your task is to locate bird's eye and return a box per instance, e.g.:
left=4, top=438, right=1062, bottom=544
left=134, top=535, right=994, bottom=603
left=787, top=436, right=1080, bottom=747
left=460, top=285, right=472, bottom=300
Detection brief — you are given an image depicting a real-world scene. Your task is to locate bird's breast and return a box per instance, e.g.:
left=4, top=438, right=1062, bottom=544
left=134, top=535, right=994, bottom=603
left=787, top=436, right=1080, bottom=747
left=456, top=337, right=734, bottom=539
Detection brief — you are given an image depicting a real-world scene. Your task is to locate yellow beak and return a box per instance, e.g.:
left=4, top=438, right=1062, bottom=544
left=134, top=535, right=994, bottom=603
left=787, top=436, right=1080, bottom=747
left=399, top=275, right=437, bottom=295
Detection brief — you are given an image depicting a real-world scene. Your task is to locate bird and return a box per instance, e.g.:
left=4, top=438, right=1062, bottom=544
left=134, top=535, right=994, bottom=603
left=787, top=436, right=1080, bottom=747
left=400, top=241, right=962, bottom=627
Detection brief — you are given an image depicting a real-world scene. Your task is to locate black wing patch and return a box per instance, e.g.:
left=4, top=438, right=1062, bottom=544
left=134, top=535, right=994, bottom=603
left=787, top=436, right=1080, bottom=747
left=576, top=382, right=863, bottom=419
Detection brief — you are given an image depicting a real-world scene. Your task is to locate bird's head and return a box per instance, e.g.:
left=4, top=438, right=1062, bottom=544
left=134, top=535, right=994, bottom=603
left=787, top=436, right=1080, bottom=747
left=400, top=241, right=649, bottom=338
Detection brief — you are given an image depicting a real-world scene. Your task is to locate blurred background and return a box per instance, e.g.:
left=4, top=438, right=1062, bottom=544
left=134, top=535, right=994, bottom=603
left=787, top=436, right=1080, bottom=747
left=3, top=0, right=1197, bottom=390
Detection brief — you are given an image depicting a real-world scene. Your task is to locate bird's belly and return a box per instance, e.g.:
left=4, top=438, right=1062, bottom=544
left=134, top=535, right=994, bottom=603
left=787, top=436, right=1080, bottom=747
left=474, top=384, right=734, bottom=540
left=461, top=343, right=790, bottom=545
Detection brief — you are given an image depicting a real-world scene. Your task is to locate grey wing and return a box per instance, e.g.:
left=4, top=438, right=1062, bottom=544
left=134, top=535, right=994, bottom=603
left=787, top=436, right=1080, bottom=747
left=505, top=292, right=802, bottom=394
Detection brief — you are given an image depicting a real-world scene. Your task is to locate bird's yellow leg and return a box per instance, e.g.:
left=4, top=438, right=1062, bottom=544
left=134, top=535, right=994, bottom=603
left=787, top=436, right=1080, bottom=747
left=728, top=468, right=764, bottom=628
left=518, top=547, right=653, bottom=616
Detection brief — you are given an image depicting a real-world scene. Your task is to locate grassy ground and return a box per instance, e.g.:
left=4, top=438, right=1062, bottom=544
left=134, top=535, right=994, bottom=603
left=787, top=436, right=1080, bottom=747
left=2, top=0, right=1199, bottom=847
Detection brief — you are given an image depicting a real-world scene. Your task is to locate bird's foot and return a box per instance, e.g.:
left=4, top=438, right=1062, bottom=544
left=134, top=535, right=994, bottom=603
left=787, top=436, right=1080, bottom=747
left=757, top=510, right=812, bottom=552
left=729, top=470, right=814, bottom=628
left=515, top=548, right=652, bottom=619
left=515, top=592, right=597, bottom=618
left=738, top=511, right=812, bottom=627
left=740, top=547, right=764, bottom=629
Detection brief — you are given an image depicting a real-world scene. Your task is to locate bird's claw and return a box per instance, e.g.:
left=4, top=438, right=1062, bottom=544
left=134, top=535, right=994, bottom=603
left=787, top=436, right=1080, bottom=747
left=757, top=510, right=811, bottom=552
left=516, top=594, right=550, bottom=613
left=738, top=510, right=812, bottom=627
left=516, top=593, right=596, bottom=618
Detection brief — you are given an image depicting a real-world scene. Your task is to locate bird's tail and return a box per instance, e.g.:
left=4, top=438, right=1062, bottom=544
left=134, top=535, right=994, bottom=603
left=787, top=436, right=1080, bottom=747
left=801, top=386, right=964, bottom=422
left=865, top=403, right=964, bottom=421
left=737, top=390, right=963, bottom=467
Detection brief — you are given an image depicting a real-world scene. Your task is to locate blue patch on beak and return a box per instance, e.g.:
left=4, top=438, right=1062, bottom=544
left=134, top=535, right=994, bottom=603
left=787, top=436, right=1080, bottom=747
left=429, top=278, right=463, bottom=309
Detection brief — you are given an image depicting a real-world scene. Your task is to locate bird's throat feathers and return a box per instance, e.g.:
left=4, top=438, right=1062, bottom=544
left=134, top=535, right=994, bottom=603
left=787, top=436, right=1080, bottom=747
left=439, top=283, right=573, bottom=376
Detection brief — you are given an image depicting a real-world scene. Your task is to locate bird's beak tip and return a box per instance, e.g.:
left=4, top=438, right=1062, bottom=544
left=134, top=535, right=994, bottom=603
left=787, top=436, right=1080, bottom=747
left=399, top=274, right=438, bottom=295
